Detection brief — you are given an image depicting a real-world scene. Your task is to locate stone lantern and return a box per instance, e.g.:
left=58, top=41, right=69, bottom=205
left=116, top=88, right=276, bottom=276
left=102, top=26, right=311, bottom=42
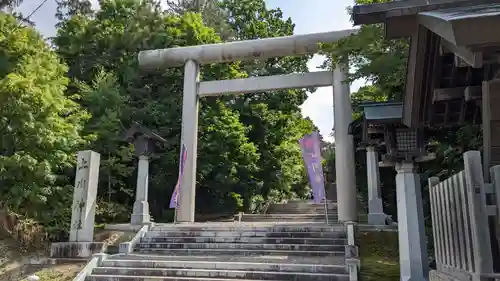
left=124, top=122, right=166, bottom=225
left=355, top=102, right=405, bottom=225
left=356, top=101, right=435, bottom=281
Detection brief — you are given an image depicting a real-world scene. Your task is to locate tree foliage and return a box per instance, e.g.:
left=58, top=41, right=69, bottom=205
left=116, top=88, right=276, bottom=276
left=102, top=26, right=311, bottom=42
left=0, top=0, right=22, bottom=11
left=47, top=0, right=317, bottom=228
left=0, top=13, right=89, bottom=236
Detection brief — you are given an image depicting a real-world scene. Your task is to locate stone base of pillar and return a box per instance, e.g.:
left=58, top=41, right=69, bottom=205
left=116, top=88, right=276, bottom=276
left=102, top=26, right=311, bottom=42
left=368, top=198, right=391, bottom=225
left=50, top=242, right=106, bottom=259
left=174, top=221, right=193, bottom=224
left=131, top=200, right=150, bottom=225
left=368, top=213, right=391, bottom=225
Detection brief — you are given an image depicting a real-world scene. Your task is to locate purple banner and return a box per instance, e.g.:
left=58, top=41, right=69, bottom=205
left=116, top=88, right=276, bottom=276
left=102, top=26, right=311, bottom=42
left=169, top=144, right=188, bottom=209
left=299, top=131, right=325, bottom=203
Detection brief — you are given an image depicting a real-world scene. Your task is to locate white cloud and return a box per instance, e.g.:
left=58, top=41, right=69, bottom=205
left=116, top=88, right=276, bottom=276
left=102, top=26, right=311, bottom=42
left=300, top=55, right=365, bottom=143
left=300, top=55, right=334, bottom=142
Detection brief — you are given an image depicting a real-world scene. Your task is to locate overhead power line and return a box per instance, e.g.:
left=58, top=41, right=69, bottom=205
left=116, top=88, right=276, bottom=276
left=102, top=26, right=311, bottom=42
left=26, top=0, right=50, bottom=20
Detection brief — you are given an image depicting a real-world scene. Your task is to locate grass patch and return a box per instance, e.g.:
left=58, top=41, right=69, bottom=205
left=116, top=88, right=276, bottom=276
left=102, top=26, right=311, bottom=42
left=358, top=230, right=400, bottom=281
left=19, top=264, right=84, bottom=281
left=0, top=229, right=135, bottom=281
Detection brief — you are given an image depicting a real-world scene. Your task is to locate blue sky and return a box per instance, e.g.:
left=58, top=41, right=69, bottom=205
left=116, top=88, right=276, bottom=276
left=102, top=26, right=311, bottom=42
left=18, top=0, right=363, bottom=142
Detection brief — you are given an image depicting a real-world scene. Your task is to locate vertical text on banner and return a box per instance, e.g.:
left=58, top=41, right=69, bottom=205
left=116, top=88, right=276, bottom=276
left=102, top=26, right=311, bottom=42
left=299, top=131, right=326, bottom=203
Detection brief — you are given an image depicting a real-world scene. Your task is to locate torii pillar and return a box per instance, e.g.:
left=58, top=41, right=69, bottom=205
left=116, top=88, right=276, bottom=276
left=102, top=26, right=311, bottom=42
left=334, top=63, right=358, bottom=222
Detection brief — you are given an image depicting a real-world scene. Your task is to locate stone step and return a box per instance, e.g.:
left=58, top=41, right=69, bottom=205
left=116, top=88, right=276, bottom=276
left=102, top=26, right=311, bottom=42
left=270, top=202, right=337, bottom=208
left=107, top=254, right=346, bottom=265
left=144, top=231, right=346, bottom=239
left=135, top=248, right=344, bottom=257
left=238, top=215, right=337, bottom=222
left=265, top=209, right=332, bottom=214
left=91, top=267, right=349, bottom=281
left=144, top=230, right=346, bottom=238
left=237, top=219, right=337, bottom=223
left=240, top=214, right=337, bottom=218
left=266, top=208, right=336, bottom=214
left=285, top=200, right=336, bottom=203
left=268, top=204, right=337, bottom=209
left=233, top=219, right=338, bottom=224
left=101, top=259, right=347, bottom=274
left=136, top=242, right=344, bottom=252
left=238, top=219, right=337, bottom=223
left=140, top=237, right=346, bottom=245
left=87, top=276, right=274, bottom=281
left=149, top=225, right=344, bottom=233
left=86, top=275, right=347, bottom=281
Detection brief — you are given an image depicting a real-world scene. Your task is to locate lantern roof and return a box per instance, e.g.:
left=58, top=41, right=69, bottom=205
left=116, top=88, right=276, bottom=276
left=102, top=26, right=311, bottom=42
left=358, top=101, right=403, bottom=123
left=124, top=122, right=167, bottom=143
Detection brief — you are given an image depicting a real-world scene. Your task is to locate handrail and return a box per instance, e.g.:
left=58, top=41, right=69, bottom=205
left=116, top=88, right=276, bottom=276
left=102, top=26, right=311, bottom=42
left=71, top=253, right=107, bottom=281
left=119, top=224, right=149, bottom=254
left=261, top=200, right=272, bottom=214
left=323, top=197, right=329, bottom=225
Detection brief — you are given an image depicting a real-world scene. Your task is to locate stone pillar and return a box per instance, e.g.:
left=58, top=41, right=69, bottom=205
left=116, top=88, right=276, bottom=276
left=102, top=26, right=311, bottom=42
left=131, top=155, right=150, bottom=225
left=177, top=59, right=200, bottom=223
left=333, top=63, right=357, bottom=222
left=395, top=162, right=429, bottom=281
left=69, top=150, right=100, bottom=242
left=366, top=146, right=387, bottom=225
left=51, top=150, right=106, bottom=259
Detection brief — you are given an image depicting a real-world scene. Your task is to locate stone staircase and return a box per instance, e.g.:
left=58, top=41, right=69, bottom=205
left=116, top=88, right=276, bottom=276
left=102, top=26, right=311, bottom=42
left=85, top=200, right=349, bottom=281
left=239, top=200, right=338, bottom=222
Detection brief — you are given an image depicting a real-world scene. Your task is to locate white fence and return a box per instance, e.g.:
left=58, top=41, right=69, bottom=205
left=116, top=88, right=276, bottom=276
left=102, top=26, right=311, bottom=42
left=429, top=151, right=499, bottom=280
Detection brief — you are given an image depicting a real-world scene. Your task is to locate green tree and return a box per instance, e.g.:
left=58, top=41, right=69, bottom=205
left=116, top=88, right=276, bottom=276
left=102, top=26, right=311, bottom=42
left=55, top=0, right=261, bottom=219
left=54, top=0, right=319, bottom=220
left=166, top=0, right=234, bottom=40
left=169, top=0, right=320, bottom=206
left=0, top=13, right=89, bottom=237
left=55, top=0, right=93, bottom=22
left=0, top=0, right=30, bottom=23
left=320, top=0, right=408, bottom=101
left=217, top=0, right=317, bottom=204
left=0, top=0, right=22, bottom=11
left=77, top=69, right=135, bottom=222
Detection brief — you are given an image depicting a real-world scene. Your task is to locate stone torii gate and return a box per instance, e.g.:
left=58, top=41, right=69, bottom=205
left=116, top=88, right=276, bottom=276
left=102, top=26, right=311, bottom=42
left=138, top=30, right=358, bottom=223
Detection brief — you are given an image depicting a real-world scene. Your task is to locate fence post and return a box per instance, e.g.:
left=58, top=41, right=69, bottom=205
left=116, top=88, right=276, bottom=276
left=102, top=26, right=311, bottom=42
left=428, top=177, right=442, bottom=268
left=490, top=165, right=500, bottom=272
left=452, top=174, right=467, bottom=271
left=458, top=171, right=474, bottom=272
left=490, top=165, right=500, bottom=225
left=463, top=151, right=494, bottom=274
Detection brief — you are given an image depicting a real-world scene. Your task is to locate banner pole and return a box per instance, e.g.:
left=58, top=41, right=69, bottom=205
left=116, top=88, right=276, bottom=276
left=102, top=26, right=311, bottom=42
left=173, top=204, right=178, bottom=224
left=323, top=187, right=329, bottom=225
left=171, top=144, right=187, bottom=225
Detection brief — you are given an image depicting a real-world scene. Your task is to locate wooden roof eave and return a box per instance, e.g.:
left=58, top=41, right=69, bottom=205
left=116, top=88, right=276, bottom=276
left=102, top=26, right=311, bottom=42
left=418, top=4, right=500, bottom=49
left=352, top=0, right=500, bottom=26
